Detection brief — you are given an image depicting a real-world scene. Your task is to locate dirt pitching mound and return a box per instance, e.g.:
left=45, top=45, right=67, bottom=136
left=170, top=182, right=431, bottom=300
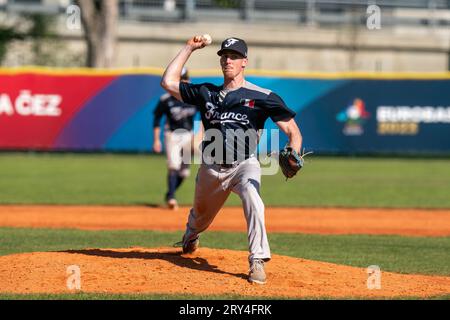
left=1, top=247, right=449, bottom=298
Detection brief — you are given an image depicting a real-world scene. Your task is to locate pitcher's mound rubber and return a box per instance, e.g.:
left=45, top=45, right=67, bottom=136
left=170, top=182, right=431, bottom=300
left=1, top=247, right=449, bottom=298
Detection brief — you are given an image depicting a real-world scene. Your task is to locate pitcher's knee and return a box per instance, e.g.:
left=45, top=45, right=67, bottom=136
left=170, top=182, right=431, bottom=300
left=188, top=207, right=216, bottom=234
left=240, top=180, right=259, bottom=196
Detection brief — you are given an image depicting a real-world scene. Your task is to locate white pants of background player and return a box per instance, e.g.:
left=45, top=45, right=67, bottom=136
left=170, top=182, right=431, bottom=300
left=164, top=130, right=193, bottom=177
left=183, top=157, right=271, bottom=262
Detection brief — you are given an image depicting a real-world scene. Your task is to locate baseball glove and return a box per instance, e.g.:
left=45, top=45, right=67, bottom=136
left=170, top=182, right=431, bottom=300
left=279, top=147, right=309, bottom=179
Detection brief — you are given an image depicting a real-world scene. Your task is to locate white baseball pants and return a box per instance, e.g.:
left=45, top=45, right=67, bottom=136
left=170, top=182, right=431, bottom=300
left=184, top=157, right=271, bottom=262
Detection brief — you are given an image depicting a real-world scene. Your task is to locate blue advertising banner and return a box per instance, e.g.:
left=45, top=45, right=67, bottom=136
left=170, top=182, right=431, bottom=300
left=289, top=79, right=450, bottom=154
left=1, top=68, right=449, bottom=155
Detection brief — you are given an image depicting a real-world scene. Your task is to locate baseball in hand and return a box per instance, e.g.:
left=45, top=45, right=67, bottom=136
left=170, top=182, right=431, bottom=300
left=202, top=34, right=212, bottom=45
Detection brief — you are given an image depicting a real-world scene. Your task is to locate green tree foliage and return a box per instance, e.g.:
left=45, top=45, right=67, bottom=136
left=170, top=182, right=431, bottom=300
left=0, top=14, right=83, bottom=66
left=0, top=26, right=23, bottom=64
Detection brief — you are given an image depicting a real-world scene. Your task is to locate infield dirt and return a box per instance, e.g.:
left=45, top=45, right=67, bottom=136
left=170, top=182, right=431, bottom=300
left=1, top=205, right=450, bottom=236
left=0, top=205, right=450, bottom=298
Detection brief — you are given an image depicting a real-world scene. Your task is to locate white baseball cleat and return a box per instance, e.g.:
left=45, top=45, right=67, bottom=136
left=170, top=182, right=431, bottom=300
left=248, top=259, right=266, bottom=285
left=167, top=198, right=178, bottom=210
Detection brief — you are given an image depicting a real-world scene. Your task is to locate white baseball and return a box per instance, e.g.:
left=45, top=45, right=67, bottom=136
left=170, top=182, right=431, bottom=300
left=202, top=34, right=212, bottom=45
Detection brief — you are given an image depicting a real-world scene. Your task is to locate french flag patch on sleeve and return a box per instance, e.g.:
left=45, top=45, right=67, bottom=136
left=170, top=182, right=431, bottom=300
left=241, top=99, right=255, bottom=108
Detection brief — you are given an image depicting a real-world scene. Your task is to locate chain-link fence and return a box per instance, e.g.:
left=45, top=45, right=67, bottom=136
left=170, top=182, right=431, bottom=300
left=1, top=0, right=449, bottom=27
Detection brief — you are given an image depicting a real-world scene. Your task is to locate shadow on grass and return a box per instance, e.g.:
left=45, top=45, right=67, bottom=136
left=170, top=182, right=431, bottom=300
left=61, top=248, right=247, bottom=281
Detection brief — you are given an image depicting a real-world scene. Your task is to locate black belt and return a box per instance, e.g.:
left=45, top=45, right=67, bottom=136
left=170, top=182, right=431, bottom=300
left=219, top=163, right=236, bottom=168
left=204, top=157, right=251, bottom=168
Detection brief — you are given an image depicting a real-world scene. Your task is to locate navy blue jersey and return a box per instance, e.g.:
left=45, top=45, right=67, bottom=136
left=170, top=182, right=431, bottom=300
left=179, top=81, right=296, bottom=163
left=153, top=93, right=198, bottom=132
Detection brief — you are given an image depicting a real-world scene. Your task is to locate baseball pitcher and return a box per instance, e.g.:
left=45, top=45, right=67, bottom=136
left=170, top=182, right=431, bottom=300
left=161, top=36, right=303, bottom=284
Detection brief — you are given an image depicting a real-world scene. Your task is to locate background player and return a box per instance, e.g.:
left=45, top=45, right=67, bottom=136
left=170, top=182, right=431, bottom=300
left=161, top=36, right=302, bottom=284
left=153, top=67, right=199, bottom=210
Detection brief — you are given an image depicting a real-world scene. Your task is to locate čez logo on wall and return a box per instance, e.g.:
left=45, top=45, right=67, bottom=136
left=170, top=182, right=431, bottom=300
left=0, top=90, right=62, bottom=117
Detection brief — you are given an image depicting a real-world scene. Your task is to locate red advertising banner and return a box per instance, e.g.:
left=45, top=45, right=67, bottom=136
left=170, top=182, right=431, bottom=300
left=0, top=71, right=115, bottom=150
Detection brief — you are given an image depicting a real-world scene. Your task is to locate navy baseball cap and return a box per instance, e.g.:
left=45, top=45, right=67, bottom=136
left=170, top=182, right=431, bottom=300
left=217, top=37, right=248, bottom=58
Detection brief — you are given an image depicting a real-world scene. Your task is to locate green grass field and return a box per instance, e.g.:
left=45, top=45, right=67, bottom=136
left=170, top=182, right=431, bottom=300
left=0, top=152, right=449, bottom=300
left=1, top=152, right=449, bottom=207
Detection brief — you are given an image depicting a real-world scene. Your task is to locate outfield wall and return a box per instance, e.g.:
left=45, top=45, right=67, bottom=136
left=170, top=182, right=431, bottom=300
left=1, top=68, right=450, bottom=154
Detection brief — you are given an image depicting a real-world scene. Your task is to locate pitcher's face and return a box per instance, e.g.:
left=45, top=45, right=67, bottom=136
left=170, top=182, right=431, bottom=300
left=220, top=51, right=247, bottom=79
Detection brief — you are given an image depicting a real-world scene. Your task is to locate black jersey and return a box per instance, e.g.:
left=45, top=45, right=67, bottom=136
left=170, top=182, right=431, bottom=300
left=153, top=93, right=198, bottom=132
left=179, top=81, right=296, bottom=163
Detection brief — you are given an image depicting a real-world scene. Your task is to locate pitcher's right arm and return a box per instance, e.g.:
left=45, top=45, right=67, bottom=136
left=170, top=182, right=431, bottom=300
left=161, top=36, right=207, bottom=101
